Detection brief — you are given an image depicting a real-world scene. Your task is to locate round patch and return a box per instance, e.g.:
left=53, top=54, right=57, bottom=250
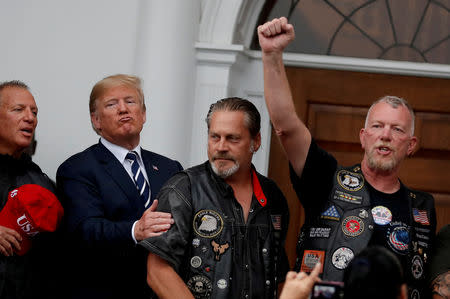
left=371, top=206, right=392, bottom=225
left=332, top=247, right=354, bottom=270
left=342, top=216, right=364, bottom=237
left=387, top=222, right=410, bottom=255
left=190, top=256, right=202, bottom=268
left=337, top=170, right=364, bottom=191
left=193, top=210, right=223, bottom=238
left=187, top=275, right=212, bottom=298
left=217, top=279, right=227, bottom=289
left=411, top=255, right=423, bottom=279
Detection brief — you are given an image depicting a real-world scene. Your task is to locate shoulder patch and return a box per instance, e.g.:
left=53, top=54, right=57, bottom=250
left=337, top=170, right=364, bottom=191
left=321, top=205, right=340, bottom=221
left=193, top=210, right=224, bottom=238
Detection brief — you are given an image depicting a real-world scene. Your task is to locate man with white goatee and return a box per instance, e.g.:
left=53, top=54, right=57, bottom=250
left=140, top=97, right=290, bottom=299
left=258, top=17, right=436, bottom=299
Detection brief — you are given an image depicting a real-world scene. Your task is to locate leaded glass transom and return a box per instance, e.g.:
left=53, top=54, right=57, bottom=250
left=252, top=0, right=449, bottom=64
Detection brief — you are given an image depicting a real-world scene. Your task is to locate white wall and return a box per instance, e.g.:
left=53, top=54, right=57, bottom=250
left=0, top=0, right=273, bottom=181
left=0, top=1, right=200, bottom=179
left=0, top=1, right=141, bottom=179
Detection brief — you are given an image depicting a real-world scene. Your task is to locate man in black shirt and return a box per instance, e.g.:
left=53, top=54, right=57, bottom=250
left=141, top=97, right=289, bottom=298
left=258, top=17, right=436, bottom=299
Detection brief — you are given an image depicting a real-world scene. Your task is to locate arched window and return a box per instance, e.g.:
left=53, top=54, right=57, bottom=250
left=252, top=0, right=449, bottom=64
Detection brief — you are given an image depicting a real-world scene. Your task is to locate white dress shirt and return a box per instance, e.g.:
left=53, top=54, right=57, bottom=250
left=100, top=137, right=151, bottom=243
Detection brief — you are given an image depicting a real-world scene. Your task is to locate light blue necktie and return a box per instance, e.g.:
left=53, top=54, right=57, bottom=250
left=126, top=151, right=151, bottom=208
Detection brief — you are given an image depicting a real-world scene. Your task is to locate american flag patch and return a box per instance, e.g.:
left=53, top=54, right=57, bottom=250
left=412, top=208, right=430, bottom=225
left=321, top=205, right=340, bottom=221
left=271, top=215, right=282, bottom=230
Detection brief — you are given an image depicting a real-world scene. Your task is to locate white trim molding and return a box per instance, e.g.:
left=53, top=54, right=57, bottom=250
left=246, top=51, right=450, bottom=79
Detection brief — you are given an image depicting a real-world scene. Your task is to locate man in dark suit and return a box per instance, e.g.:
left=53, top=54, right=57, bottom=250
left=57, top=74, right=182, bottom=299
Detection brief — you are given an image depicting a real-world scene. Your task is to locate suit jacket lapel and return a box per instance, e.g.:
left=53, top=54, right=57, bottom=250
left=93, top=142, right=142, bottom=212
left=141, top=150, right=162, bottom=203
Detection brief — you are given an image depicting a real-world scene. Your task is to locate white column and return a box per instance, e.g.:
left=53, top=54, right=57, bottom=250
left=188, top=43, right=246, bottom=167
left=134, top=0, right=200, bottom=167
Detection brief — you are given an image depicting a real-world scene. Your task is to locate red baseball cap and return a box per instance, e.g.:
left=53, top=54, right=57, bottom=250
left=0, top=184, right=64, bottom=256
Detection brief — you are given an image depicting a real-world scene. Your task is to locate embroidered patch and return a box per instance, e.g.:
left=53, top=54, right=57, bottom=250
left=337, top=170, right=364, bottom=191
left=211, top=240, right=230, bottom=261
left=411, top=255, right=423, bottom=279
left=193, top=210, right=223, bottom=238
left=192, top=238, right=200, bottom=248
left=387, top=222, right=410, bottom=255
left=415, top=227, right=431, bottom=233
left=332, top=247, right=354, bottom=270
left=342, top=216, right=364, bottom=237
left=309, top=227, right=331, bottom=238
left=217, top=279, right=227, bottom=289
left=334, top=190, right=362, bottom=204
left=415, top=233, right=429, bottom=240
left=321, top=205, right=340, bottom=221
left=187, top=275, right=212, bottom=298
left=412, top=209, right=430, bottom=226
left=418, top=241, right=428, bottom=249
left=271, top=214, right=282, bottom=231
left=190, top=256, right=202, bottom=268
left=371, top=206, right=392, bottom=225
left=300, top=250, right=325, bottom=273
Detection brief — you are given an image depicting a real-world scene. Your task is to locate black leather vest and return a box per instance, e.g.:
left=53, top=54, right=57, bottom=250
left=295, top=164, right=435, bottom=298
left=183, top=164, right=285, bottom=299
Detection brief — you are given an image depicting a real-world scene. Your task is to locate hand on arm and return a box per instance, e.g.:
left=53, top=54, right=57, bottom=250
left=147, top=253, right=194, bottom=299
left=258, top=17, right=312, bottom=177
left=0, top=225, right=22, bottom=256
left=134, top=200, right=174, bottom=241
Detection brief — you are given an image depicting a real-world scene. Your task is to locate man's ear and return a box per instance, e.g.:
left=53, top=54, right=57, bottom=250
left=359, top=128, right=366, bottom=149
left=407, top=136, right=417, bottom=156
left=253, top=133, right=262, bottom=153
left=91, top=112, right=100, bottom=131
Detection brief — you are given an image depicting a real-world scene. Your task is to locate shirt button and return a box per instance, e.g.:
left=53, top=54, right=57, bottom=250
left=266, top=280, right=270, bottom=286
left=245, top=295, right=249, bottom=298
left=262, top=248, right=267, bottom=254
left=245, top=264, right=249, bottom=269
left=249, top=208, right=254, bottom=213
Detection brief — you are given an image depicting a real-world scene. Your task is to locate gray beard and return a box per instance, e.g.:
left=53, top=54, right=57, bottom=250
left=367, top=152, right=397, bottom=172
left=210, top=160, right=240, bottom=179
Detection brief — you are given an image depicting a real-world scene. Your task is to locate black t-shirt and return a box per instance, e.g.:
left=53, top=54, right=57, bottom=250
left=367, top=183, right=410, bottom=248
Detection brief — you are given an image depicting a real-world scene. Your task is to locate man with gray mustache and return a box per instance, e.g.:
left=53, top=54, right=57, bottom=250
left=140, top=97, right=290, bottom=299
left=258, top=17, right=436, bottom=299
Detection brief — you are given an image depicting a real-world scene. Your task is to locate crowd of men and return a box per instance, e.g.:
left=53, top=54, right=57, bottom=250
left=0, top=17, right=446, bottom=299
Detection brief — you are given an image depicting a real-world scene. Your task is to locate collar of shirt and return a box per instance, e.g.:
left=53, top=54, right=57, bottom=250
left=206, top=161, right=268, bottom=207
left=100, top=137, right=143, bottom=164
left=100, top=137, right=149, bottom=181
